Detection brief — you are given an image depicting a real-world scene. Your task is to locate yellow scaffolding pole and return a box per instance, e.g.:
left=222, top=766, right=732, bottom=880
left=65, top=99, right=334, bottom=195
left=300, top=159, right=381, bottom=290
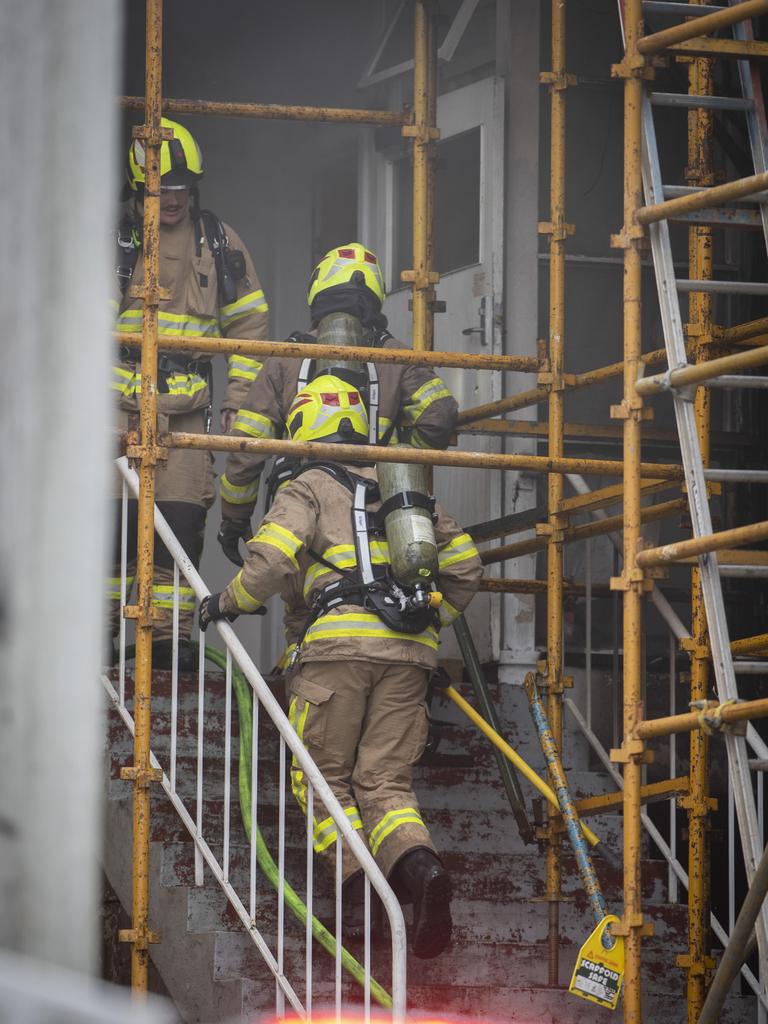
left=615, top=0, right=648, bottom=1018
left=541, top=0, right=569, bottom=976
left=682, top=26, right=716, bottom=1018
left=124, top=0, right=164, bottom=995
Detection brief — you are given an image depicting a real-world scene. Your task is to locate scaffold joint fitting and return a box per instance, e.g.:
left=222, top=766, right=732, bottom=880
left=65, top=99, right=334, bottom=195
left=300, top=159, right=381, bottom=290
left=131, top=123, right=174, bottom=145
left=128, top=284, right=171, bottom=303
left=120, top=765, right=163, bottom=784
left=119, top=926, right=161, bottom=949
left=400, top=269, right=441, bottom=286
left=610, top=739, right=653, bottom=764
left=610, top=915, right=654, bottom=938
left=539, top=70, right=577, bottom=90
left=610, top=225, right=646, bottom=249
left=538, top=220, right=576, bottom=241
left=675, top=953, right=716, bottom=975
left=610, top=57, right=653, bottom=80
left=690, top=698, right=747, bottom=736
left=401, top=124, right=440, bottom=141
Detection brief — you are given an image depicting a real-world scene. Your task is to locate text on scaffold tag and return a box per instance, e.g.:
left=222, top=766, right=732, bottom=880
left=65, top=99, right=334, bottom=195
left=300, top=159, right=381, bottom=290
left=568, top=914, right=624, bottom=1011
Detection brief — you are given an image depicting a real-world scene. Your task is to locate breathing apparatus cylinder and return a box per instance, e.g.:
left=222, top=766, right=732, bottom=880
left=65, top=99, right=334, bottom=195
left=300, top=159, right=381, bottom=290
left=313, top=312, right=365, bottom=377
left=377, top=453, right=439, bottom=589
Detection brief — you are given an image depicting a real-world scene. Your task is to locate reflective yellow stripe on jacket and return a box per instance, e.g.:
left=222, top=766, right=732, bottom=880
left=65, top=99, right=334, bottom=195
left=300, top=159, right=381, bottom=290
left=403, top=377, right=453, bottom=429
left=438, top=532, right=479, bottom=570
left=251, top=521, right=302, bottom=568
left=220, top=473, right=260, bottom=505
left=232, top=408, right=276, bottom=439
left=303, top=612, right=438, bottom=650
left=232, top=571, right=263, bottom=613
left=116, top=308, right=219, bottom=337
left=219, top=288, right=269, bottom=330
left=227, top=354, right=263, bottom=383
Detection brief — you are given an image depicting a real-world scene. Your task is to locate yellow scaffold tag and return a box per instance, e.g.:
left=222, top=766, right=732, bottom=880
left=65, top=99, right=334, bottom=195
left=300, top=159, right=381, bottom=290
left=568, top=914, right=624, bottom=1011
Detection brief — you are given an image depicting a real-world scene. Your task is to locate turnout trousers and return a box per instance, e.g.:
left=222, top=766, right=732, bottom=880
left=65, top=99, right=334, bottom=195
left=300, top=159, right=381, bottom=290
left=107, top=499, right=206, bottom=642
left=287, top=659, right=437, bottom=883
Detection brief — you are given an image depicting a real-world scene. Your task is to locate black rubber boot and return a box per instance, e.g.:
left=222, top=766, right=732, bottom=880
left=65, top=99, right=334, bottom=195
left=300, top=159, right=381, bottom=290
left=341, top=871, right=383, bottom=941
left=152, top=639, right=198, bottom=672
left=392, top=848, right=452, bottom=959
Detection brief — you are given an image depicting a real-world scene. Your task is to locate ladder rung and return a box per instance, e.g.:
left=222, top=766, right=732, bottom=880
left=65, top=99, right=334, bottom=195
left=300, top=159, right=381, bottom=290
left=651, top=92, right=754, bottom=111
left=676, top=279, right=768, bottom=294
left=733, top=662, right=768, bottom=675
left=706, top=375, right=768, bottom=389
left=642, top=1, right=728, bottom=15
left=663, top=184, right=768, bottom=204
left=721, top=564, right=768, bottom=577
left=671, top=207, right=763, bottom=227
left=705, top=468, right=768, bottom=482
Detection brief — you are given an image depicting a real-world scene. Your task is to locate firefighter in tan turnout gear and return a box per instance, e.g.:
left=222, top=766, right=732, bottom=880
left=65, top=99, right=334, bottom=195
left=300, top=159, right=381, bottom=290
left=216, top=243, right=458, bottom=596
left=108, top=117, right=269, bottom=669
left=200, top=374, right=482, bottom=959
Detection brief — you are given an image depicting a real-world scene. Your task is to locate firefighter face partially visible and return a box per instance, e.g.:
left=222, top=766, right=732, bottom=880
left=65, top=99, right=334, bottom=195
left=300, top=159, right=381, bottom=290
left=159, top=185, right=190, bottom=226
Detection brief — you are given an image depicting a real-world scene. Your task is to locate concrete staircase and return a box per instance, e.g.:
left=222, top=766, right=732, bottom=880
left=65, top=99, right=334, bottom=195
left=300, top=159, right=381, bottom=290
left=102, top=664, right=757, bottom=1023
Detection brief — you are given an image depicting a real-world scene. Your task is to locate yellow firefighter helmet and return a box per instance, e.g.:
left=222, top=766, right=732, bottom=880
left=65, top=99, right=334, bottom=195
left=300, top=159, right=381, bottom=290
left=126, top=117, right=204, bottom=191
left=286, top=374, right=369, bottom=446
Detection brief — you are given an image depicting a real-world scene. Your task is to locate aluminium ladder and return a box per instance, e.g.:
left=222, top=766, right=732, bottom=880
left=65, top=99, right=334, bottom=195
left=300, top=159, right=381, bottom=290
left=618, top=0, right=768, bottom=971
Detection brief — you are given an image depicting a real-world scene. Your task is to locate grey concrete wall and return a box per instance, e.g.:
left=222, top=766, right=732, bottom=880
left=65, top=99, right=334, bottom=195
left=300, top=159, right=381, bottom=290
left=0, top=1, right=122, bottom=974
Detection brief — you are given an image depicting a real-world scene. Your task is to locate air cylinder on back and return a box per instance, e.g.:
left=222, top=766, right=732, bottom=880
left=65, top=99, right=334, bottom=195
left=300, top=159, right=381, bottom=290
left=313, top=312, right=365, bottom=376
left=377, top=453, right=439, bottom=588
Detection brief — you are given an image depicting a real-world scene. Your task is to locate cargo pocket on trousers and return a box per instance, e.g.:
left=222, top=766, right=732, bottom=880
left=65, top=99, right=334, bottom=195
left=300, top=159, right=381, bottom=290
left=405, top=702, right=431, bottom=766
left=289, top=675, right=335, bottom=750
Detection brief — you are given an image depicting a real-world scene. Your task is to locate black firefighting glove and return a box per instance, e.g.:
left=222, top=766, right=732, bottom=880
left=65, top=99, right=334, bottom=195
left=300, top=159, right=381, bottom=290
left=217, top=518, right=252, bottom=567
left=198, top=593, right=238, bottom=632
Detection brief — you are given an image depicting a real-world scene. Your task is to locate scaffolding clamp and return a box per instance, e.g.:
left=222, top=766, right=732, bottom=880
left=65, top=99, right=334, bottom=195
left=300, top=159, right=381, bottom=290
left=676, top=952, right=716, bottom=975
left=120, top=765, right=163, bottom=785
left=119, top=926, right=161, bottom=949
left=128, top=284, right=171, bottom=304
left=401, top=124, right=440, bottom=141
left=609, top=224, right=646, bottom=249
left=609, top=396, right=653, bottom=420
left=610, top=57, right=655, bottom=81
left=539, top=70, right=577, bottom=91
left=610, top=738, right=654, bottom=765
left=538, top=219, right=575, bottom=242
left=610, top=914, right=654, bottom=939
left=690, top=698, right=747, bottom=736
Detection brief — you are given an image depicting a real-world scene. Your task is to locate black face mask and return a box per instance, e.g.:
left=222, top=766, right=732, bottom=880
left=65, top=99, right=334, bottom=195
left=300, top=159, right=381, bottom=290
left=310, top=284, right=382, bottom=328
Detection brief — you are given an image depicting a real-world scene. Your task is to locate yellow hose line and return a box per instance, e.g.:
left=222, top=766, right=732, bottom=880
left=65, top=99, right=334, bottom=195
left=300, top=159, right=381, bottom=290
left=443, top=685, right=602, bottom=848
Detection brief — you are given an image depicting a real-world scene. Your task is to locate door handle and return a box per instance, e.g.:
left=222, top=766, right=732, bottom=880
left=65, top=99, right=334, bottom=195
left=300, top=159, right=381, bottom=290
left=461, top=297, right=488, bottom=346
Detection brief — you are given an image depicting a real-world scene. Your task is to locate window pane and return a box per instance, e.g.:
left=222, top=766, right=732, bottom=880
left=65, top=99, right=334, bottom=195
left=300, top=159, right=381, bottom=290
left=393, top=126, right=481, bottom=285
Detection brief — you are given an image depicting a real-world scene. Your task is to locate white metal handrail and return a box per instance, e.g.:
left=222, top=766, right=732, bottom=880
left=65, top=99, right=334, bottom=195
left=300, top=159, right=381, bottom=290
left=104, top=457, right=408, bottom=1022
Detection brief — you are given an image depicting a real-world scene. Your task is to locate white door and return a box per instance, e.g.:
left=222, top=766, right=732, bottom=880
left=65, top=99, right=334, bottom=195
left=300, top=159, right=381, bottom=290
left=364, top=76, right=505, bottom=661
